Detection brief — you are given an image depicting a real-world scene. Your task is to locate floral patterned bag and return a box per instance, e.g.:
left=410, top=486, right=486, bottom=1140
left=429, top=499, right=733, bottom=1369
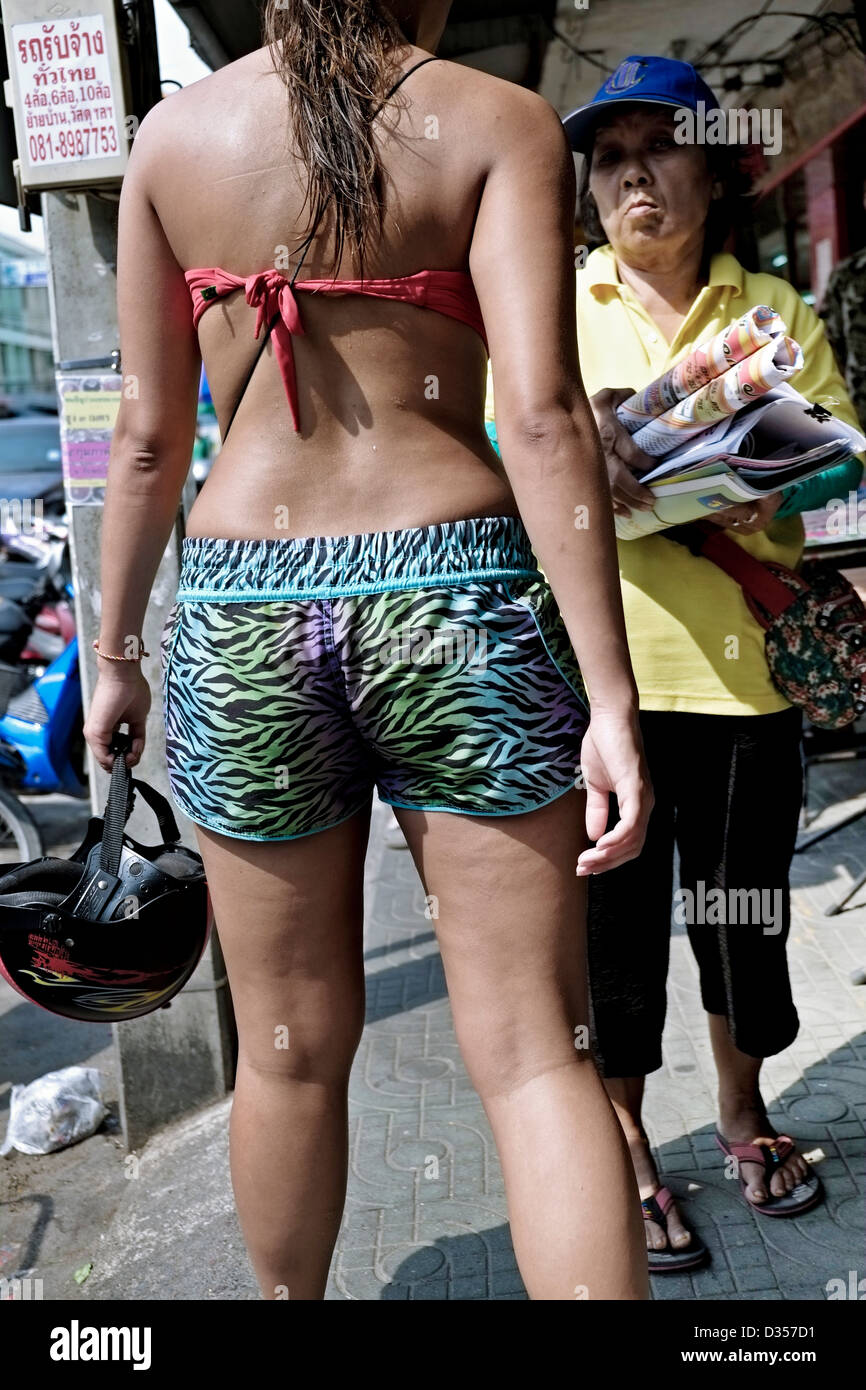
left=665, top=522, right=866, bottom=730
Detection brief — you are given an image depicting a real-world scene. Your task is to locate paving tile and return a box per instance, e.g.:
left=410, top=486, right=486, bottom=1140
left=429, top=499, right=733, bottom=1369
left=451, top=1275, right=490, bottom=1300
left=409, top=1279, right=451, bottom=1299
left=490, top=1268, right=529, bottom=1297
left=337, top=1245, right=379, bottom=1272
left=733, top=1267, right=783, bottom=1293
left=691, top=1133, right=721, bottom=1151
left=690, top=1268, right=737, bottom=1295
left=651, top=1276, right=693, bottom=1300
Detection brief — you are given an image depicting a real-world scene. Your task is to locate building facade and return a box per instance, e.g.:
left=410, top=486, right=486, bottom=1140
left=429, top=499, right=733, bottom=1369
left=0, top=231, right=54, bottom=411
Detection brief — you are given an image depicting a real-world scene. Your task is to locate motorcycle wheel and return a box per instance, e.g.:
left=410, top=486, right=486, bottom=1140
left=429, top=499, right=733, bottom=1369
left=0, top=785, right=43, bottom=861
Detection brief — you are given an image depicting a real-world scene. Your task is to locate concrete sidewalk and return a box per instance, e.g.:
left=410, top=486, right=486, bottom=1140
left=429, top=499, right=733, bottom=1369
left=1, top=764, right=864, bottom=1301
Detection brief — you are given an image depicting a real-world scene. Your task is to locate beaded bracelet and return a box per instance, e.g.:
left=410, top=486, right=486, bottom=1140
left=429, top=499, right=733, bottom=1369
left=92, top=639, right=150, bottom=661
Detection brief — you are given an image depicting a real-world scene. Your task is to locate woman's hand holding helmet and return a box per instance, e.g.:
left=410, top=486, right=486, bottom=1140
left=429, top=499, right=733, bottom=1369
left=83, top=666, right=150, bottom=774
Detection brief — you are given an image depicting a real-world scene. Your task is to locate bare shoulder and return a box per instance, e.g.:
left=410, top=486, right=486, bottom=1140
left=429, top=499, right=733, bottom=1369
left=444, top=64, right=572, bottom=171
left=440, top=59, right=570, bottom=148
left=127, top=47, right=272, bottom=163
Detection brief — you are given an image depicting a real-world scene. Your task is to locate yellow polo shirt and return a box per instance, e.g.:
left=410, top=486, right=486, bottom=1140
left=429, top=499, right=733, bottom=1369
left=485, top=245, right=863, bottom=714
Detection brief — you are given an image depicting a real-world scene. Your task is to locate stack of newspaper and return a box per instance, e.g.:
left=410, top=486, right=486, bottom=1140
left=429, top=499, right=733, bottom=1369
left=613, top=305, right=866, bottom=539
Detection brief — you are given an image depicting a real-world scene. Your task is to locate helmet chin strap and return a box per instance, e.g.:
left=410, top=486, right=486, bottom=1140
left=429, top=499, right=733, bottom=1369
left=99, top=729, right=182, bottom=878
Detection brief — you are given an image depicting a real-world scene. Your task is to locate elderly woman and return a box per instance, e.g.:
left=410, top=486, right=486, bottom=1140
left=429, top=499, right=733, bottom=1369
left=488, top=54, right=863, bottom=1274
left=572, top=56, right=865, bottom=1271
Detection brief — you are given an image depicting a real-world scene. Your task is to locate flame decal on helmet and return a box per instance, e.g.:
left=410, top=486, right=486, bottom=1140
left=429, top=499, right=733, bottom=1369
left=17, top=966, right=177, bottom=1013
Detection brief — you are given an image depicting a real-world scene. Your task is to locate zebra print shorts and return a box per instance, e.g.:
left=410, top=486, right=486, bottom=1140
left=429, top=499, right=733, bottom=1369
left=159, top=515, right=590, bottom=840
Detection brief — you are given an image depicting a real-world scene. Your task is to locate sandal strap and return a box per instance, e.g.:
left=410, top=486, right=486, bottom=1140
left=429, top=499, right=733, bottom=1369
left=641, top=1185, right=674, bottom=1226
left=719, top=1132, right=796, bottom=1171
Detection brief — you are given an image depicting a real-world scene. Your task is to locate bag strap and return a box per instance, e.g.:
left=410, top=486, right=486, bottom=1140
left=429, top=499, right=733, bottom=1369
left=220, top=56, right=441, bottom=447
left=664, top=521, right=801, bottom=619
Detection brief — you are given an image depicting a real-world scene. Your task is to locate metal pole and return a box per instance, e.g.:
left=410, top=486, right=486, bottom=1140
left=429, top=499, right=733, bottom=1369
left=41, top=2, right=234, bottom=1150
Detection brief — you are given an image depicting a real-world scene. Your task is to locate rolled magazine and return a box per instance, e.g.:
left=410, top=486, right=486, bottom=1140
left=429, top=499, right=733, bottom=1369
left=627, top=337, right=804, bottom=457
left=616, top=305, right=786, bottom=434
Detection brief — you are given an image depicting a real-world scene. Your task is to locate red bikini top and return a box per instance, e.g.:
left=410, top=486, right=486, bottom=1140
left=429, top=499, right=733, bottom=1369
left=184, top=264, right=488, bottom=435
left=183, top=55, right=488, bottom=438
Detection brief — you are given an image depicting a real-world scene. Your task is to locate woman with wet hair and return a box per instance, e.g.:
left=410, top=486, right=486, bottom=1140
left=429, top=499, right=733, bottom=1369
left=84, top=3, right=653, bottom=1299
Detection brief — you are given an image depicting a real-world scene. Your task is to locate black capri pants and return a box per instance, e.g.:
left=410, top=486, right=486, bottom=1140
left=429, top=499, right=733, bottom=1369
left=586, top=706, right=804, bottom=1077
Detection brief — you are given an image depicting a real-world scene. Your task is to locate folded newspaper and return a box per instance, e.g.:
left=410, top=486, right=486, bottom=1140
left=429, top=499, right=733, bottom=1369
left=615, top=383, right=865, bottom=539
left=613, top=306, right=866, bottom=539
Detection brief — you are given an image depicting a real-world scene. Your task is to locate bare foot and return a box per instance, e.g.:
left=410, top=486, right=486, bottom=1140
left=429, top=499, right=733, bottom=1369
left=628, top=1131, right=693, bottom=1253
left=718, top=1100, right=812, bottom=1205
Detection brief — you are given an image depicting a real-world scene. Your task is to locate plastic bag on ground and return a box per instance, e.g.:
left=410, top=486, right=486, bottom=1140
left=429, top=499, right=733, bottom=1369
left=0, top=1066, right=106, bottom=1156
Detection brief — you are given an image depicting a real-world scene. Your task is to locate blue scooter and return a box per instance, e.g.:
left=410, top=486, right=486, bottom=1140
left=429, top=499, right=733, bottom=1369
left=0, top=621, right=85, bottom=798
left=0, top=519, right=87, bottom=801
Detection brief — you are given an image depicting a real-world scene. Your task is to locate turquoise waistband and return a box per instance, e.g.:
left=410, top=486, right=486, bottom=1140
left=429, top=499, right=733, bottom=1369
left=176, top=514, right=539, bottom=600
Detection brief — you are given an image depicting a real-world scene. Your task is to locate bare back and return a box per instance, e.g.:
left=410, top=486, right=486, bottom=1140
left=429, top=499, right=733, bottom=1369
left=124, top=44, right=522, bottom=540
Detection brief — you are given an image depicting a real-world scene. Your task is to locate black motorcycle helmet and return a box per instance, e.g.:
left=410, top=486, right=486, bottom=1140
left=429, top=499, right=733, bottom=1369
left=0, top=731, right=211, bottom=1022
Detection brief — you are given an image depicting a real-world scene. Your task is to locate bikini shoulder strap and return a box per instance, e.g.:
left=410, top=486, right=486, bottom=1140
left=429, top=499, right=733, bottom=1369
left=220, top=56, right=441, bottom=443
left=289, top=56, right=440, bottom=287
left=373, top=54, right=440, bottom=115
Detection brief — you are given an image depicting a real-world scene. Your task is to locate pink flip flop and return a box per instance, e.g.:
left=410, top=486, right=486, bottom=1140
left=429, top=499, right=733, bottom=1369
left=642, top=1186, right=710, bottom=1272
left=715, top=1130, right=824, bottom=1217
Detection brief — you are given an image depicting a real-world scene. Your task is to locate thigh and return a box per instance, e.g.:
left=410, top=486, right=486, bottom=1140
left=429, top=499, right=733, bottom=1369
left=192, top=801, right=373, bottom=1076
left=392, top=789, right=590, bottom=1095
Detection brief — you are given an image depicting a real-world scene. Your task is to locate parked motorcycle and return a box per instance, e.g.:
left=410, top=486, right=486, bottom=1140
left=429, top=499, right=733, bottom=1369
left=0, top=517, right=87, bottom=857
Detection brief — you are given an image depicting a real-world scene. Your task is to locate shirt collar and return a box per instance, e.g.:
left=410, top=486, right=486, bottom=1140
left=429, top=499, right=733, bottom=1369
left=584, top=243, right=744, bottom=298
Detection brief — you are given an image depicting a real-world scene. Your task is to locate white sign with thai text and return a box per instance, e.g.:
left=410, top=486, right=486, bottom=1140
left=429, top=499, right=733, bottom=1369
left=11, top=16, right=123, bottom=170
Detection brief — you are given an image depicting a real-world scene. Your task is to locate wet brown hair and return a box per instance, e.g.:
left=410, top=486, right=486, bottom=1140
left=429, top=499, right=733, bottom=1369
left=262, top=0, right=412, bottom=278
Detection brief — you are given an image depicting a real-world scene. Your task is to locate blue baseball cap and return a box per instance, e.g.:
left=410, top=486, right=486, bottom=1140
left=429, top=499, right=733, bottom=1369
left=563, top=55, right=721, bottom=154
